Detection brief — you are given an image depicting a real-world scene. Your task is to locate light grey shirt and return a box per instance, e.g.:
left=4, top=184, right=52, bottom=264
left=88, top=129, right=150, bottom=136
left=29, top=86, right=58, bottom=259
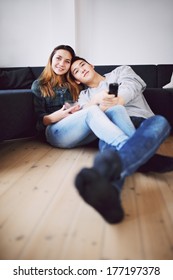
left=78, top=65, right=154, bottom=119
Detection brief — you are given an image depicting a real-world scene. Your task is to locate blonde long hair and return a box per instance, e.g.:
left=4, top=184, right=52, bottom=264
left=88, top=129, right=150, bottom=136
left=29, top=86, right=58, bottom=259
left=38, top=45, right=80, bottom=100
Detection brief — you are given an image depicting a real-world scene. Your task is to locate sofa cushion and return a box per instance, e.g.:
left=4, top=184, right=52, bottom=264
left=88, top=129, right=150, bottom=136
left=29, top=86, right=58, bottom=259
left=0, top=67, right=35, bottom=89
left=143, top=88, right=172, bottom=127
left=163, top=72, right=173, bottom=89
left=0, top=89, right=36, bottom=141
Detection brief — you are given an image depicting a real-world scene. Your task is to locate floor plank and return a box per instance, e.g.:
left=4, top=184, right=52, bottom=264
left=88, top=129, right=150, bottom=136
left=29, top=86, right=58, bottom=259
left=0, top=137, right=173, bottom=260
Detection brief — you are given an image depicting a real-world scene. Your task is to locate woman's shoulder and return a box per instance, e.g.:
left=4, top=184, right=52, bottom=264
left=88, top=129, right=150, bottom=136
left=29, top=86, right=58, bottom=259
left=31, top=79, right=41, bottom=96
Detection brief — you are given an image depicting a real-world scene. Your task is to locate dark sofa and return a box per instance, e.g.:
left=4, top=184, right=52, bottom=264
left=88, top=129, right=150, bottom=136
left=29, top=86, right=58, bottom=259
left=0, top=64, right=173, bottom=142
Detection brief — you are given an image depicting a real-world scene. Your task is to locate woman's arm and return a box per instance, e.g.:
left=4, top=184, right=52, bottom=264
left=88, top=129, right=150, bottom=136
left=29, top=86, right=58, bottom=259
left=32, top=80, right=81, bottom=128
left=43, top=105, right=80, bottom=125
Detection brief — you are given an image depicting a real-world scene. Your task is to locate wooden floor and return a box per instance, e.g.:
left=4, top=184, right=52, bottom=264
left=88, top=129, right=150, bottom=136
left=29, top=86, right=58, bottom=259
left=0, top=136, right=173, bottom=260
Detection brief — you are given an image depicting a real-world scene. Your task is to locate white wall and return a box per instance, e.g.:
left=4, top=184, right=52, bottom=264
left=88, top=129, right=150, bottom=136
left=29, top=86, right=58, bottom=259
left=0, top=0, right=172, bottom=66
left=75, top=0, right=173, bottom=65
left=0, top=0, right=75, bottom=66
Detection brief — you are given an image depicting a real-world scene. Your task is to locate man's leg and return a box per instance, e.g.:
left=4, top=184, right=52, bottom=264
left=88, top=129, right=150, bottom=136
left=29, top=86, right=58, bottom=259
left=137, top=154, right=173, bottom=173
left=99, top=115, right=173, bottom=174
left=75, top=115, right=171, bottom=223
left=117, top=115, right=170, bottom=178
left=75, top=160, right=124, bottom=224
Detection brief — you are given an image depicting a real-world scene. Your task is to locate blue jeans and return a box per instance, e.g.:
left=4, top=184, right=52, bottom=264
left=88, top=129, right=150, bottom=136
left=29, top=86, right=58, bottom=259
left=46, top=105, right=135, bottom=149
left=99, top=115, right=171, bottom=190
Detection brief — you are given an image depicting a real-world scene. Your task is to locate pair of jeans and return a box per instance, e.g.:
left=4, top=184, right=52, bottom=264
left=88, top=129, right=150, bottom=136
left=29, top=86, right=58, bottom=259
left=46, top=105, right=135, bottom=149
left=99, top=115, right=171, bottom=191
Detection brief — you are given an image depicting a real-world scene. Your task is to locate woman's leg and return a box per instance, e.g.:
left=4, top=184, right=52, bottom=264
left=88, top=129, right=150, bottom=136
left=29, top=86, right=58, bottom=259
left=46, top=105, right=130, bottom=149
left=45, top=108, right=96, bottom=148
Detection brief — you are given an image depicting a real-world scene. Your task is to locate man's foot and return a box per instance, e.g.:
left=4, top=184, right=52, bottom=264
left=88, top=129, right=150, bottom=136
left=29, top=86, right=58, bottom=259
left=137, top=154, right=173, bottom=173
left=93, top=149, right=122, bottom=181
left=74, top=167, right=124, bottom=224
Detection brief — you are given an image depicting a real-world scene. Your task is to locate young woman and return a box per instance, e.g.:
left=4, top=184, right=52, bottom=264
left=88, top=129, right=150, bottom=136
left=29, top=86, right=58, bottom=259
left=31, top=45, right=136, bottom=149
left=31, top=45, right=80, bottom=136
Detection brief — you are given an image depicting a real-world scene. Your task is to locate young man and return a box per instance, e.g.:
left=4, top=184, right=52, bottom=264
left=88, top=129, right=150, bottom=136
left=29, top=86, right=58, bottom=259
left=70, top=57, right=173, bottom=224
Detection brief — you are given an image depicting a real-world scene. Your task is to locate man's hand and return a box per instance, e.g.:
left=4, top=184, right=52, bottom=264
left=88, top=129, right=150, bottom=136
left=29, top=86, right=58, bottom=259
left=100, top=92, right=118, bottom=107
left=96, top=90, right=124, bottom=111
left=83, top=89, right=125, bottom=111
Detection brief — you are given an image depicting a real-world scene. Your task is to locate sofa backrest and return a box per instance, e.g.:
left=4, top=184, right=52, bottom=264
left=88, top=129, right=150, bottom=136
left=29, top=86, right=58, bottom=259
left=1, top=64, right=173, bottom=89
left=0, top=66, right=44, bottom=90
left=157, top=64, right=173, bottom=88
left=30, top=67, right=44, bottom=79
left=95, top=64, right=157, bottom=88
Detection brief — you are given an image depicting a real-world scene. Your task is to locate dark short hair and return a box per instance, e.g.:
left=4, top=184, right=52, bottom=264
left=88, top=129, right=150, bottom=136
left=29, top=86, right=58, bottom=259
left=71, top=56, right=89, bottom=66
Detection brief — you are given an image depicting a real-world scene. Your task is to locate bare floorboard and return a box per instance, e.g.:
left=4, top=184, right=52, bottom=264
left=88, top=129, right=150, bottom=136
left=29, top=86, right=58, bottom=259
left=0, top=136, right=173, bottom=260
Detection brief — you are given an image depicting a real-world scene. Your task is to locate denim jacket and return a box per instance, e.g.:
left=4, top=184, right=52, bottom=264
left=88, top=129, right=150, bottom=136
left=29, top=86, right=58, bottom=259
left=31, top=79, right=73, bottom=133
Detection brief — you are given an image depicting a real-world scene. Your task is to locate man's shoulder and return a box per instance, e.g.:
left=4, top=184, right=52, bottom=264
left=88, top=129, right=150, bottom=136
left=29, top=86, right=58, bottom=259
left=104, top=65, right=130, bottom=76
left=79, top=85, right=90, bottom=94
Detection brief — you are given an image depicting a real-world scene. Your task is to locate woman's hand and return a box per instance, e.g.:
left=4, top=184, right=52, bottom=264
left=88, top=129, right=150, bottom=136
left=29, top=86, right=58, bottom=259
left=63, top=104, right=81, bottom=115
left=69, top=104, right=81, bottom=114
left=43, top=104, right=81, bottom=126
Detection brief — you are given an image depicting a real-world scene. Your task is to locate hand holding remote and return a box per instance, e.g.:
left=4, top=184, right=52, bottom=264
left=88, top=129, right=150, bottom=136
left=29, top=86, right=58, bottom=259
left=109, top=83, right=119, bottom=97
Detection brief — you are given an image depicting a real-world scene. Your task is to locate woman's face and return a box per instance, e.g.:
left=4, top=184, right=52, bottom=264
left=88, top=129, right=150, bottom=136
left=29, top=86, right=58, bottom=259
left=51, top=49, right=72, bottom=75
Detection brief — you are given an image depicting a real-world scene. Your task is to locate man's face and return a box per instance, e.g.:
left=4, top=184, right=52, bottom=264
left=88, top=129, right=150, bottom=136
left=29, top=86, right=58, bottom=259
left=71, top=59, right=94, bottom=84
